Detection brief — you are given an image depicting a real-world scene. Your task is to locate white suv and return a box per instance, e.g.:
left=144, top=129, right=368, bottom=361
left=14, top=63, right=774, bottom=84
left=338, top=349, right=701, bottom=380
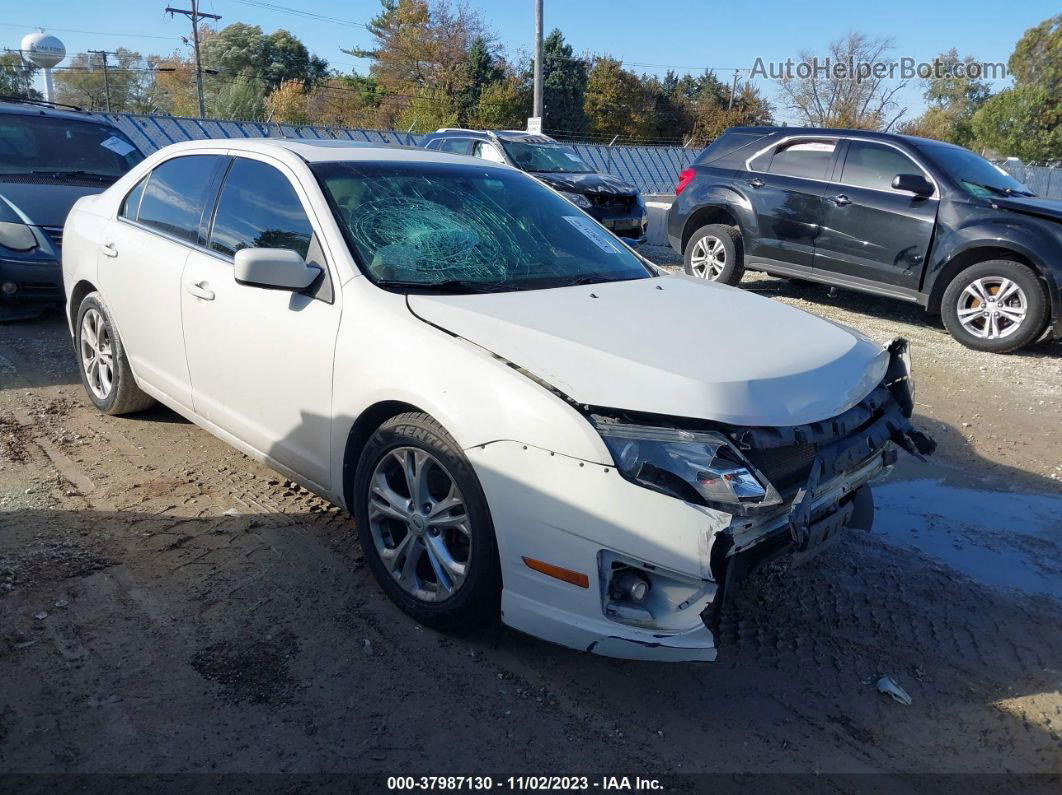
left=62, top=138, right=933, bottom=662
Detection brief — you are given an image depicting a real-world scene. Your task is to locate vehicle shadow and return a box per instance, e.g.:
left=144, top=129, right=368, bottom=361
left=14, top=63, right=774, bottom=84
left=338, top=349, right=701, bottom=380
left=743, top=274, right=1062, bottom=359
left=0, top=310, right=80, bottom=391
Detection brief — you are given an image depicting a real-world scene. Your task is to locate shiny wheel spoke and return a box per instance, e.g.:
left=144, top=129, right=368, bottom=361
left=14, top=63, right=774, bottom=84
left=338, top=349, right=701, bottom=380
left=80, top=308, right=113, bottom=400
left=367, top=445, right=471, bottom=603
left=955, top=276, right=1027, bottom=340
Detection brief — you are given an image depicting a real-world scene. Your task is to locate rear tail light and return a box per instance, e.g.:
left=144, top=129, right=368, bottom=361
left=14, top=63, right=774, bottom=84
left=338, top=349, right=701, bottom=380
left=675, top=167, right=695, bottom=195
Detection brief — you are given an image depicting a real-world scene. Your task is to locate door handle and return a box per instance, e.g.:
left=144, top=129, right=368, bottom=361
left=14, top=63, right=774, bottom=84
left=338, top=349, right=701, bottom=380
left=186, top=281, right=215, bottom=301
left=829, top=193, right=852, bottom=206
left=749, top=177, right=764, bottom=188
left=100, top=243, right=118, bottom=258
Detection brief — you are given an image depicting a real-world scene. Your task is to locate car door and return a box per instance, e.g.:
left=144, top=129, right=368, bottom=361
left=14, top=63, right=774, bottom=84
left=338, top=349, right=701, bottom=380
left=180, top=154, right=340, bottom=489
left=100, top=154, right=223, bottom=411
left=814, top=139, right=938, bottom=291
left=742, top=138, right=837, bottom=270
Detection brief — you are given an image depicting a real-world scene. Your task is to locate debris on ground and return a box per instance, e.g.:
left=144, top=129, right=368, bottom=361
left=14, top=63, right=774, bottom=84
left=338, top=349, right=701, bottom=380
left=877, top=675, right=913, bottom=705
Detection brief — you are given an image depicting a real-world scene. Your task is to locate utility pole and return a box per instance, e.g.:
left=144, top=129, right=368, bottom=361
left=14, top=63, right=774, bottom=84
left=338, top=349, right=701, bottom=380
left=88, top=50, right=116, bottom=112
left=728, top=69, right=741, bottom=113
left=532, top=0, right=543, bottom=119
left=165, top=0, right=221, bottom=118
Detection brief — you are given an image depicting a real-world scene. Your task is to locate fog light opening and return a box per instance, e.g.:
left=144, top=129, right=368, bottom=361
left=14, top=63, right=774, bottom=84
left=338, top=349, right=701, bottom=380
left=610, top=568, right=650, bottom=604
left=1, top=281, right=18, bottom=296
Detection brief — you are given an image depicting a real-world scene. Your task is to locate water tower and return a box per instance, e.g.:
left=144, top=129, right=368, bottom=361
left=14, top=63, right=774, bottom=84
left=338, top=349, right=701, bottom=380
left=21, top=31, right=66, bottom=103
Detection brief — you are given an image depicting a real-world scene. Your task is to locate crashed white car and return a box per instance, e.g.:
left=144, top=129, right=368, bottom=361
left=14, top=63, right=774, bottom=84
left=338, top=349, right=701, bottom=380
left=62, top=138, right=934, bottom=661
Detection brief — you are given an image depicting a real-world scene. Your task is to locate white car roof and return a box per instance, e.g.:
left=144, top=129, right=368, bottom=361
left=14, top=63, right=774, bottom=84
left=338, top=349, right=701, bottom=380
left=153, top=137, right=496, bottom=166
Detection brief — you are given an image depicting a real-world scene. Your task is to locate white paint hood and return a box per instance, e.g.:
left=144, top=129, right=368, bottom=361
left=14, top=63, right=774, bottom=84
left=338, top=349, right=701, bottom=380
left=409, top=274, right=890, bottom=427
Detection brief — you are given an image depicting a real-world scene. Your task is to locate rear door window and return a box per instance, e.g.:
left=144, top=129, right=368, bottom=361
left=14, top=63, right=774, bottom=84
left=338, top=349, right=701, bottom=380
left=472, top=141, right=506, bottom=164
left=767, top=140, right=837, bottom=180
left=438, top=138, right=472, bottom=155
left=208, top=157, right=314, bottom=260
left=136, top=155, right=221, bottom=244
left=840, top=141, right=926, bottom=192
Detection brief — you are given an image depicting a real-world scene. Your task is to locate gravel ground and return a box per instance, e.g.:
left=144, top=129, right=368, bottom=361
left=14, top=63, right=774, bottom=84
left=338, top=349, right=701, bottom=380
left=0, top=261, right=1060, bottom=788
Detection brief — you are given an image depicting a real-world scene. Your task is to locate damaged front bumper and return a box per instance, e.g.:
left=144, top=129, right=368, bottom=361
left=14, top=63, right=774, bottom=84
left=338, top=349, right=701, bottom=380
left=469, top=339, right=933, bottom=662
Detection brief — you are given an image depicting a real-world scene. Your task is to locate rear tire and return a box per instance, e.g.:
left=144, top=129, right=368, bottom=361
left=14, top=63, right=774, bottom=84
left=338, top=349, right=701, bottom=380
left=684, top=224, right=745, bottom=286
left=941, top=261, right=1047, bottom=353
left=353, top=412, right=501, bottom=630
left=74, top=293, right=155, bottom=415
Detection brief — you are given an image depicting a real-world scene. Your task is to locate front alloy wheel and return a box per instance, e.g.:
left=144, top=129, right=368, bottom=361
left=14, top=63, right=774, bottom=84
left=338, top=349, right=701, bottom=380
left=941, top=260, right=1047, bottom=353
left=354, top=412, right=501, bottom=629
left=80, top=307, right=114, bottom=400
left=367, top=446, right=471, bottom=602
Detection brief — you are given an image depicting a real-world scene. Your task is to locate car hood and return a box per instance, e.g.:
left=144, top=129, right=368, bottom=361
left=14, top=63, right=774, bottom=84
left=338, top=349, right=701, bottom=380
left=992, top=195, right=1062, bottom=224
left=530, top=171, right=638, bottom=197
left=0, top=180, right=107, bottom=227
left=408, top=275, right=890, bottom=427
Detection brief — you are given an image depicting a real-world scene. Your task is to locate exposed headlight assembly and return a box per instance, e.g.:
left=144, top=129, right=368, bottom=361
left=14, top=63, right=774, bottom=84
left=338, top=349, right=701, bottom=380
left=0, top=221, right=38, bottom=252
left=559, top=190, right=591, bottom=208
left=592, top=419, right=782, bottom=511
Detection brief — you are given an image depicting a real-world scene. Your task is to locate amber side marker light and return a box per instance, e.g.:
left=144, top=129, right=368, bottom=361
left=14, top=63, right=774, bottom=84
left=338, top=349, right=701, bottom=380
left=522, top=557, right=590, bottom=588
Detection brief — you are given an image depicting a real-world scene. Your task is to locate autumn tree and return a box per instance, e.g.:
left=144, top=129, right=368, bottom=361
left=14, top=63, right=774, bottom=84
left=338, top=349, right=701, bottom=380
left=898, top=50, right=992, bottom=147
left=54, top=49, right=159, bottom=112
left=972, top=14, right=1061, bottom=160
left=583, top=58, right=654, bottom=139
left=778, top=32, right=908, bottom=130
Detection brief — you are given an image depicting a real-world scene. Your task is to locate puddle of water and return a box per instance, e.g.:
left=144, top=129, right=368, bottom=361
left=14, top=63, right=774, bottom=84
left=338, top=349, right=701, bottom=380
left=873, top=478, right=1062, bottom=599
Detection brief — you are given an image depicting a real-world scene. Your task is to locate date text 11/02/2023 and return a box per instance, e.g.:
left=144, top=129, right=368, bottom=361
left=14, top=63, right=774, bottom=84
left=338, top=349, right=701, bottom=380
left=385, top=776, right=664, bottom=791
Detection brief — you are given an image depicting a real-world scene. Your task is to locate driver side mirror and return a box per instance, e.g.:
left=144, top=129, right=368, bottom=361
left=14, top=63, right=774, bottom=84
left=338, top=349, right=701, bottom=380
left=234, top=248, right=320, bottom=290
left=892, top=173, right=934, bottom=197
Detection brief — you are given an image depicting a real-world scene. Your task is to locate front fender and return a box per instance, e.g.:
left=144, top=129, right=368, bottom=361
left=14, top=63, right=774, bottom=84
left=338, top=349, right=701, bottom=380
left=924, top=218, right=1062, bottom=324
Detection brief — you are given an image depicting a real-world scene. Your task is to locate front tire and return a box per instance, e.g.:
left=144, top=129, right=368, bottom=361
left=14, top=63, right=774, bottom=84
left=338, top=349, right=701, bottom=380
left=684, top=224, right=745, bottom=285
left=354, top=412, right=501, bottom=630
left=941, top=261, right=1047, bottom=353
left=75, top=293, right=155, bottom=415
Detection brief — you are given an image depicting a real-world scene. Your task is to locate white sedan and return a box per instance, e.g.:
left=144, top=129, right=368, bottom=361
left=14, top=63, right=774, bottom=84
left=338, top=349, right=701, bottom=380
left=62, top=138, right=933, bottom=662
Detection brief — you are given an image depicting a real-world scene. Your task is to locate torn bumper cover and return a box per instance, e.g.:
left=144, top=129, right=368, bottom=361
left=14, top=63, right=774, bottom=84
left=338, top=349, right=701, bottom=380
left=471, top=339, right=933, bottom=662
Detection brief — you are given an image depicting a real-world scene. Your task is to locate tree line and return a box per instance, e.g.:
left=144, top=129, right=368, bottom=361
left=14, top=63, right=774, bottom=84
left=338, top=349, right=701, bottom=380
left=0, top=2, right=1058, bottom=160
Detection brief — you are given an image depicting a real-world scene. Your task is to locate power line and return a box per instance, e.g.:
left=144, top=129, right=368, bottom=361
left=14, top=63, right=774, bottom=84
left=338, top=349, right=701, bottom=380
left=228, top=0, right=368, bottom=28
left=87, top=50, right=118, bottom=112
left=0, top=21, right=182, bottom=41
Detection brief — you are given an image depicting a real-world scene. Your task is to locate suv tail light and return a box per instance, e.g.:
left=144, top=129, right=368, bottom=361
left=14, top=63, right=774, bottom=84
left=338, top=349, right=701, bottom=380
left=675, top=167, right=695, bottom=195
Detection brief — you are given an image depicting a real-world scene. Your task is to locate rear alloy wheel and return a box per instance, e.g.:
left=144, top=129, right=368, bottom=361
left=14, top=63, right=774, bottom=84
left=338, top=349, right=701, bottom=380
left=354, top=412, right=501, bottom=629
left=684, top=224, right=744, bottom=285
left=941, top=261, right=1047, bottom=353
left=74, top=293, right=155, bottom=415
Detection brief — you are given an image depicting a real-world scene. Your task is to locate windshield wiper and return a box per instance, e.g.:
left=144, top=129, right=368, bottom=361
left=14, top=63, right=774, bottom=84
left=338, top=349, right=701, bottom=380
left=964, top=180, right=1034, bottom=198
left=26, top=169, right=116, bottom=183
left=374, top=278, right=512, bottom=294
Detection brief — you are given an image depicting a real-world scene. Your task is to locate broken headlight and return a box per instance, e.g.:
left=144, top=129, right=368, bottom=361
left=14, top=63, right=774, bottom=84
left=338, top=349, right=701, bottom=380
left=593, top=420, right=776, bottom=509
left=559, top=190, right=591, bottom=209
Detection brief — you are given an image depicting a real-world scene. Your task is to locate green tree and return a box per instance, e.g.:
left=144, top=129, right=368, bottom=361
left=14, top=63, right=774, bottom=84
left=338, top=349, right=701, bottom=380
left=898, top=50, right=992, bottom=147
left=201, top=23, right=327, bottom=93
left=534, top=29, right=589, bottom=134
left=212, top=74, right=267, bottom=120
left=972, top=14, right=1061, bottom=160
left=395, top=85, right=459, bottom=132
left=0, top=52, right=40, bottom=99
left=458, top=36, right=504, bottom=124
left=466, top=76, right=530, bottom=129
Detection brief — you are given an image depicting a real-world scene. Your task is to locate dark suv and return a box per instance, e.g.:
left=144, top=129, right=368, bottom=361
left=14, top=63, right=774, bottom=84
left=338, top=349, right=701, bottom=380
left=668, top=126, right=1062, bottom=353
left=421, top=129, right=647, bottom=240
left=0, top=98, right=144, bottom=307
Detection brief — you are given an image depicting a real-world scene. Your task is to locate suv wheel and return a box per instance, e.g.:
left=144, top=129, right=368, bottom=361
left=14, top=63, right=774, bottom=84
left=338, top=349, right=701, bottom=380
left=684, top=224, right=744, bottom=286
left=941, top=261, right=1048, bottom=353
left=353, top=412, right=501, bottom=630
left=75, top=293, right=155, bottom=415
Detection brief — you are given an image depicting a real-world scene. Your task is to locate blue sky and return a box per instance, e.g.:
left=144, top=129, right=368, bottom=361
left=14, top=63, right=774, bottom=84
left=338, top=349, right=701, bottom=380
left=3, top=0, right=1058, bottom=124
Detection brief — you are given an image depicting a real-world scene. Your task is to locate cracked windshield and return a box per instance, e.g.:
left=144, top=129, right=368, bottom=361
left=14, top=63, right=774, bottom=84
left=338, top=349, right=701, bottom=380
left=313, top=161, right=650, bottom=290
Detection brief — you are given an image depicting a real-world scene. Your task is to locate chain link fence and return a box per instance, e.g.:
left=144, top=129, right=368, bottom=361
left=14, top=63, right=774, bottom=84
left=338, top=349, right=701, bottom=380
left=102, top=113, right=1061, bottom=198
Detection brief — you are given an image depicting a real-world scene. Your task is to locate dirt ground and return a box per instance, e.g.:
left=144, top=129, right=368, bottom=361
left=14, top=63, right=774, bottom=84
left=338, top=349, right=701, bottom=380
left=1, top=262, right=1060, bottom=788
